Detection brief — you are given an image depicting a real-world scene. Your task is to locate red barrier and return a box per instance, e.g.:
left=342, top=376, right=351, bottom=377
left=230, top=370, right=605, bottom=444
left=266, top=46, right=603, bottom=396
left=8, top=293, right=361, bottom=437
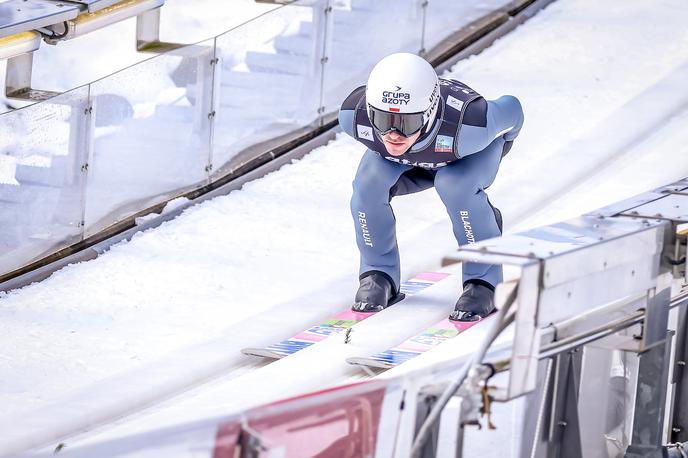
left=212, top=419, right=242, bottom=458
left=214, top=381, right=390, bottom=457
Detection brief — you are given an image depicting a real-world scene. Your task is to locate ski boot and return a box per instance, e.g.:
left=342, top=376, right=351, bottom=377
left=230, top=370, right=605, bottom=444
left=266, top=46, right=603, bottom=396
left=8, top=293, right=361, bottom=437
left=352, top=271, right=405, bottom=312
left=449, top=281, right=496, bottom=322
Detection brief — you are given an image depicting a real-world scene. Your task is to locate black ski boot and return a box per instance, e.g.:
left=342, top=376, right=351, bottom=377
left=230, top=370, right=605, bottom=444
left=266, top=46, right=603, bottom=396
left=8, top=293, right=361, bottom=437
left=352, top=271, right=405, bottom=312
left=449, top=281, right=496, bottom=322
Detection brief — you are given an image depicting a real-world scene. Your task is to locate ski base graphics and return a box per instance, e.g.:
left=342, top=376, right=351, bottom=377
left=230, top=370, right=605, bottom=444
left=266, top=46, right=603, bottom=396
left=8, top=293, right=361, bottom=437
left=346, top=315, right=491, bottom=370
left=241, top=272, right=450, bottom=360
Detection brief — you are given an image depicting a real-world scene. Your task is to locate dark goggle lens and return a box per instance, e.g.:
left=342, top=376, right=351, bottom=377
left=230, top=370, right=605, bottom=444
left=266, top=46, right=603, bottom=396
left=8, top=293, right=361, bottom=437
left=367, top=106, right=425, bottom=137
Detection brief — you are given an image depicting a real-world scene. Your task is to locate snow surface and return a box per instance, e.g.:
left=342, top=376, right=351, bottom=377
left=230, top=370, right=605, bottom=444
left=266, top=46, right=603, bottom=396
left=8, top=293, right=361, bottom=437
left=2, top=0, right=688, bottom=455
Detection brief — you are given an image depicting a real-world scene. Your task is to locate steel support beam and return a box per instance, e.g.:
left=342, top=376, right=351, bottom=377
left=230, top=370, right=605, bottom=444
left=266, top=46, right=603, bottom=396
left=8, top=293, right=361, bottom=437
left=671, top=303, right=688, bottom=442
left=629, top=331, right=675, bottom=451
left=521, top=359, right=555, bottom=458
left=136, top=6, right=184, bottom=53
left=547, top=350, right=583, bottom=458
left=5, top=52, right=60, bottom=101
left=629, top=272, right=673, bottom=444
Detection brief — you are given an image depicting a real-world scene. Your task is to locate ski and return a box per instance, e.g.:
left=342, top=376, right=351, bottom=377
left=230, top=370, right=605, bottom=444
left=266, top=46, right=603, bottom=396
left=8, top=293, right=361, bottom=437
left=346, top=314, right=493, bottom=370
left=241, top=271, right=451, bottom=359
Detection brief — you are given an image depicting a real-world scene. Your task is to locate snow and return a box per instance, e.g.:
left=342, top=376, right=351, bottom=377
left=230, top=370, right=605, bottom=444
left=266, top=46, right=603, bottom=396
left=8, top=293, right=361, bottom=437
left=2, top=0, right=688, bottom=455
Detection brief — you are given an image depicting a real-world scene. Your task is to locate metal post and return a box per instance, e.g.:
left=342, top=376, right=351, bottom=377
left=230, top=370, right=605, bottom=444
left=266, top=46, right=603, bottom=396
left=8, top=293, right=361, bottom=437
left=629, top=272, right=673, bottom=448
left=455, top=413, right=465, bottom=458
left=507, top=261, right=542, bottom=399
left=314, top=0, right=332, bottom=126
left=71, top=87, right=95, bottom=239
left=419, top=0, right=428, bottom=56
left=5, top=50, right=59, bottom=101
left=547, top=349, right=583, bottom=458
left=205, top=38, right=220, bottom=183
left=414, top=392, right=440, bottom=458
left=634, top=331, right=676, bottom=442
left=136, top=7, right=160, bottom=49
left=5, top=53, right=32, bottom=95
left=671, top=302, right=688, bottom=442
left=195, top=44, right=217, bottom=184
left=521, top=359, right=555, bottom=458
left=435, top=396, right=465, bottom=458
left=4, top=52, right=61, bottom=101
left=136, top=8, right=183, bottom=53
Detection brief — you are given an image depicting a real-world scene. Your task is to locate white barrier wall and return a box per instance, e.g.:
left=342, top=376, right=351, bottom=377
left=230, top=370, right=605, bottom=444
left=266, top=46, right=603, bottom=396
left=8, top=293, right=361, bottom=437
left=0, top=0, right=514, bottom=277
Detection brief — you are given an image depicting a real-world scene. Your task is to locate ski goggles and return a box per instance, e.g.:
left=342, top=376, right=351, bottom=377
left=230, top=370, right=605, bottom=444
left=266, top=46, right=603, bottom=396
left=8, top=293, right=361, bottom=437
left=367, top=105, right=426, bottom=138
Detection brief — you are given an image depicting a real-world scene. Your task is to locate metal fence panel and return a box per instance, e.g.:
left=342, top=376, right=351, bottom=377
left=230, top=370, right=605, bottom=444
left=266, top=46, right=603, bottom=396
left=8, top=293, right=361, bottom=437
left=210, top=2, right=325, bottom=177
left=423, top=0, right=515, bottom=53
left=320, top=0, right=425, bottom=116
left=0, top=86, right=90, bottom=273
left=84, top=40, right=215, bottom=236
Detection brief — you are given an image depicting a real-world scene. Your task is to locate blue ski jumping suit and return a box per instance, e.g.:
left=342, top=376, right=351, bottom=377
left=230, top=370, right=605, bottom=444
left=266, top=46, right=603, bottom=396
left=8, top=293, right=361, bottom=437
left=339, top=78, right=524, bottom=293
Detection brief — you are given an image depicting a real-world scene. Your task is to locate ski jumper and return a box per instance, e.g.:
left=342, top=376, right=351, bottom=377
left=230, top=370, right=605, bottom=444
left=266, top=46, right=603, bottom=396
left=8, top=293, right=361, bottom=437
left=339, top=78, right=524, bottom=292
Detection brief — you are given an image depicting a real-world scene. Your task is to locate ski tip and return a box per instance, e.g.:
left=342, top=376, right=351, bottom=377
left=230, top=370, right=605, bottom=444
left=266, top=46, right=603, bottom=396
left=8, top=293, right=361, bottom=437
left=346, top=357, right=395, bottom=370
left=241, top=348, right=286, bottom=359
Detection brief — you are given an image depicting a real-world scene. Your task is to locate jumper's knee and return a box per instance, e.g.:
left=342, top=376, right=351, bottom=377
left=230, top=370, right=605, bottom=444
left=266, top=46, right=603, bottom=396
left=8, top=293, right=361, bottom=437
left=352, top=171, right=393, bottom=208
left=434, top=167, right=482, bottom=202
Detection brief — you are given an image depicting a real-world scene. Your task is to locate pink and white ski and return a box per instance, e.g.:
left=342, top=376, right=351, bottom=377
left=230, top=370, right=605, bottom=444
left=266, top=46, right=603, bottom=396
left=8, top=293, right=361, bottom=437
left=241, top=272, right=450, bottom=359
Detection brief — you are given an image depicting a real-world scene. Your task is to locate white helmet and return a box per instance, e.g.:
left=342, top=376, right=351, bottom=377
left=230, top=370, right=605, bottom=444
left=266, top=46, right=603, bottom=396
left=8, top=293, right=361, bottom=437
left=366, top=53, right=440, bottom=137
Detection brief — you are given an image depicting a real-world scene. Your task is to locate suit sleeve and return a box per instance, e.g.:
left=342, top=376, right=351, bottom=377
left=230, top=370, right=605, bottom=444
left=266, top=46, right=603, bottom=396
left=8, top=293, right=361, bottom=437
left=338, top=85, right=366, bottom=139
left=457, top=95, right=524, bottom=157
left=338, top=110, right=355, bottom=138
